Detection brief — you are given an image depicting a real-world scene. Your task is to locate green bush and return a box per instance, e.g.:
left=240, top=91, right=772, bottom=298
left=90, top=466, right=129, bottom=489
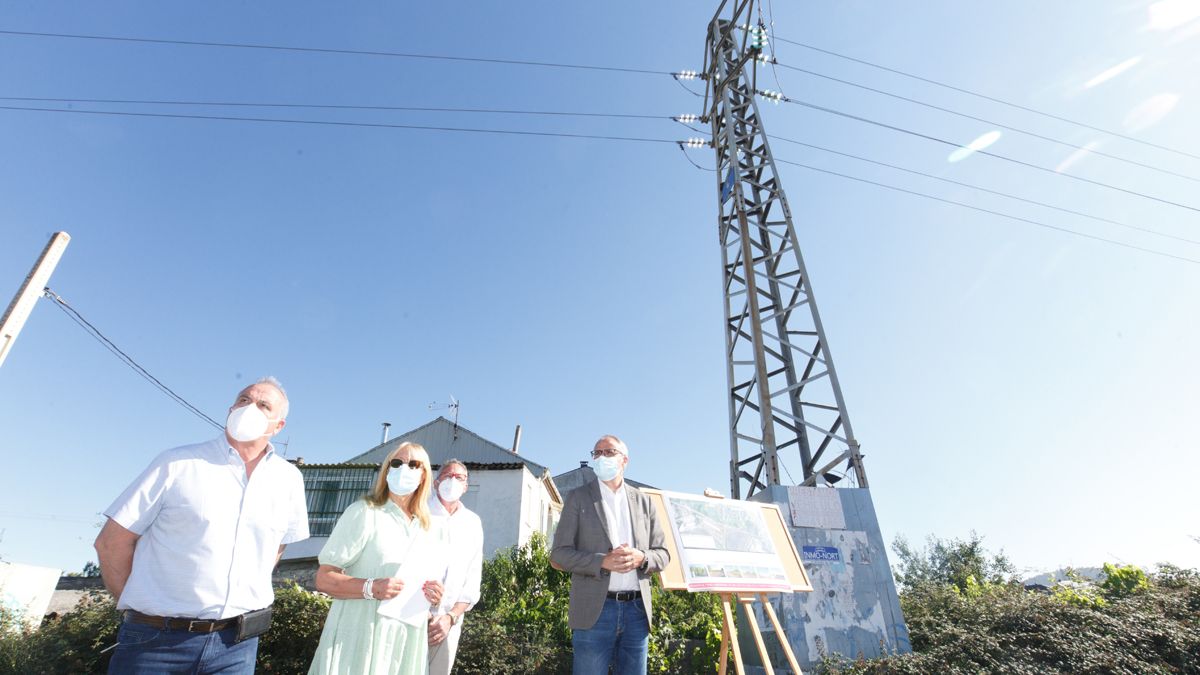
left=1101, top=562, right=1150, bottom=599
left=257, top=583, right=331, bottom=673
left=456, top=532, right=725, bottom=674
left=647, top=579, right=724, bottom=673
left=0, top=590, right=119, bottom=675
left=814, top=538, right=1200, bottom=675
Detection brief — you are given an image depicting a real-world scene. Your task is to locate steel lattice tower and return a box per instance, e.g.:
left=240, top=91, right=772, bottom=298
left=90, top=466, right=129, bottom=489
left=703, top=1, right=868, bottom=498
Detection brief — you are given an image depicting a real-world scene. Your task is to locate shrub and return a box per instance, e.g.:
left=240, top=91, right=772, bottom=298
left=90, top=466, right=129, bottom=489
left=0, top=590, right=119, bottom=675
left=257, top=583, right=330, bottom=673
left=1101, top=562, right=1150, bottom=599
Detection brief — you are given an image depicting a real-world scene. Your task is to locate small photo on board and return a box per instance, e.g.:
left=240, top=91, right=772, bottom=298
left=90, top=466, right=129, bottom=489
left=689, top=565, right=709, bottom=577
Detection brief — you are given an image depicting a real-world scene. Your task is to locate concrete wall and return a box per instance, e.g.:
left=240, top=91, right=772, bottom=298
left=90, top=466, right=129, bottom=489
left=464, top=468, right=525, bottom=559
left=742, top=486, right=910, bottom=671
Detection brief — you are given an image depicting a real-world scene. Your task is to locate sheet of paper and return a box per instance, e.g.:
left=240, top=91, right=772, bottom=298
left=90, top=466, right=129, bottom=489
left=376, top=547, right=449, bottom=626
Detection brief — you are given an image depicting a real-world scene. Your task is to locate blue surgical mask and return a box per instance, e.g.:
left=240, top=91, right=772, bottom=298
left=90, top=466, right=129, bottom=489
left=593, top=455, right=622, bottom=482
left=387, top=466, right=423, bottom=496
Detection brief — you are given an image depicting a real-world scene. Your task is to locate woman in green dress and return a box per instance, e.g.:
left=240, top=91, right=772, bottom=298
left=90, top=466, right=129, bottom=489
left=309, top=442, right=447, bottom=675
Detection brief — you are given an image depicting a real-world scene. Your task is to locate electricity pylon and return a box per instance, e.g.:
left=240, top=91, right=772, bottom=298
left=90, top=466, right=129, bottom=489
left=702, top=1, right=867, bottom=498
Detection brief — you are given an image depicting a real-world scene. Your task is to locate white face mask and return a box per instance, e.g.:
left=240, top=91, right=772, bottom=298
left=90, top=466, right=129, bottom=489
left=226, top=403, right=273, bottom=442
left=593, top=455, right=623, bottom=482
left=438, top=478, right=466, bottom=502
left=387, top=465, right=423, bottom=496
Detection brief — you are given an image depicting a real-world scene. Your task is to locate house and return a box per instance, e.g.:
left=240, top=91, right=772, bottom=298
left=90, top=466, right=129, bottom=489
left=279, top=417, right=563, bottom=586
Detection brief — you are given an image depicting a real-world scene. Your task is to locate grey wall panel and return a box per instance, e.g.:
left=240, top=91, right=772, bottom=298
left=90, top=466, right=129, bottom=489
left=743, top=486, right=910, bottom=670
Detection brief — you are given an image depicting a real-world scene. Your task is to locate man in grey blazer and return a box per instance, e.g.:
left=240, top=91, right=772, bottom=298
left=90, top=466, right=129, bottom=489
left=551, top=435, right=670, bottom=675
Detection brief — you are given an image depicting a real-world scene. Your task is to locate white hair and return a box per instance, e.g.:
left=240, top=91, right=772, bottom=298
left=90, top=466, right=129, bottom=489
left=596, top=434, right=628, bottom=457
left=438, top=458, right=468, bottom=479
left=255, top=376, right=290, bottom=420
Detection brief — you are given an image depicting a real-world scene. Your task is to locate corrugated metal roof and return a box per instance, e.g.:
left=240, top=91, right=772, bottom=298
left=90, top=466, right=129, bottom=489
left=297, top=461, right=528, bottom=471
left=344, top=417, right=548, bottom=475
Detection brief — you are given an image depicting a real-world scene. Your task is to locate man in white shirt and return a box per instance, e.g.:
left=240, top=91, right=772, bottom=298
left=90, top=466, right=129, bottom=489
left=94, top=377, right=309, bottom=675
left=551, top=435, right=670, bottom=675
left=427, top=459, right=484, bottom=675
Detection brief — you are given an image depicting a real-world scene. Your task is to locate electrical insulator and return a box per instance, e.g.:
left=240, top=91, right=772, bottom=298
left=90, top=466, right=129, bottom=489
left=758, top=89, right=784, bottom=104
left=684, top=138, right=708, bottom=148
left=675, top=114, right=700, bottom=123
left=750, top=24, right=768, bottom=51
left=674, top=70, right=700, bottom=81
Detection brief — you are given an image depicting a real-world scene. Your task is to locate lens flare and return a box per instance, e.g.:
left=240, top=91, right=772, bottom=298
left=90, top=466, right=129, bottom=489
left=1148, top=0, right=1200, bottom=30
left=1055, top=141, right=1104, bottom=173
left=947, top=130, right=1002, bottom=163
left=1084, top=56, right=1142, bottom=89
left=1124, top=93, right=1180, bottom=131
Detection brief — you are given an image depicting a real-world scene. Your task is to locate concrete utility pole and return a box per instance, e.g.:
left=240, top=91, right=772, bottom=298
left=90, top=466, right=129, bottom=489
left=702, top=3, right=866, bottom=498
left=0, top=232, right=71, bottom=369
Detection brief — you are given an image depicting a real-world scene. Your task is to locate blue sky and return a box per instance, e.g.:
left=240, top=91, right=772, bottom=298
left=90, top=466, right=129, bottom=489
left=1, top=0, right=1198, bottom=577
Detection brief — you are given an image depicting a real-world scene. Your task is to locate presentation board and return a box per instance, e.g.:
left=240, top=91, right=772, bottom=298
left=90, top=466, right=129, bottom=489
left=643, top=489, right=811, bottom=594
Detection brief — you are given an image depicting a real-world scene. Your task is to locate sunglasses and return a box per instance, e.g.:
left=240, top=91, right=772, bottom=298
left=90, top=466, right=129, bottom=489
left=389, top=458, right=424, bottom=470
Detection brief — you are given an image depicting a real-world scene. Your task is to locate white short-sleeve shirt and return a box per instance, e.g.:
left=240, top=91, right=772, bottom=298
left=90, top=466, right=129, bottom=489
left=104, top=437, right=310, bottom=619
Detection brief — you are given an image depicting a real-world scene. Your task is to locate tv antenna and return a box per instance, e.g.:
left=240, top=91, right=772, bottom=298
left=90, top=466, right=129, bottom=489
left=429, top=395, right=461, bottom=438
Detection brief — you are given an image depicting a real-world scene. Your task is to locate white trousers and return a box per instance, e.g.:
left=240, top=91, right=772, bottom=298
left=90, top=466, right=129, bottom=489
left=426, top=617, right=463, bottom=675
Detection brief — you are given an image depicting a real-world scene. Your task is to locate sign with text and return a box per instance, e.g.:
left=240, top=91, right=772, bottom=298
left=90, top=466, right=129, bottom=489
left=801, top=546, right=842, bottom=563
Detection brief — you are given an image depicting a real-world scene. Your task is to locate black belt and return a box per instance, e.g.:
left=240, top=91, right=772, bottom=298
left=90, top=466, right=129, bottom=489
left=125, top=610, right=238, bottom=633
left=607, top=590, right=642, bottom=602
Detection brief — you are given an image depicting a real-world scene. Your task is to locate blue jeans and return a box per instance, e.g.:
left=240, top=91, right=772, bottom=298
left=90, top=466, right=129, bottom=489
left=572, top=598, right=650, bottom=675
left=107, top=619, right=258, bottom=674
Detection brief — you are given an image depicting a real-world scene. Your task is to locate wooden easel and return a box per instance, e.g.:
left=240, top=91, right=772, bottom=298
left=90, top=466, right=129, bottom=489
left=717, top=592, right=803, bottom=675
left=639, top=490, right=813, bottom=675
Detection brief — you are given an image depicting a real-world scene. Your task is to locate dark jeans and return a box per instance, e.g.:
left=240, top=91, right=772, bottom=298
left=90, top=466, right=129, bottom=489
left=571, top=598, right=650, bottom=675
left=107, top=619, right=258, bottom=674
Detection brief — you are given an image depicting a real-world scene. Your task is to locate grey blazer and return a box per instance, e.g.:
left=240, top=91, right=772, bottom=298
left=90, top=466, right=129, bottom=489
left=550, top=479, right=671, bottom=630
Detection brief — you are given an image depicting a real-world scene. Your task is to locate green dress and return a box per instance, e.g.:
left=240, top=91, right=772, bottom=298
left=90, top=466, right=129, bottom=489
left=308, top=500, right=445, bottom=675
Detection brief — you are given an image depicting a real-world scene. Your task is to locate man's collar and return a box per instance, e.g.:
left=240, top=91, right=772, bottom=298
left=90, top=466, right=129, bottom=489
left=597, top=476, right=626, bottom=494
left=222, top=436, right=275, bottom=462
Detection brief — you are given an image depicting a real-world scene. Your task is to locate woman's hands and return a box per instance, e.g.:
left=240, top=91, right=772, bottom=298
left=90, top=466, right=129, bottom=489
left=422, top=579, right=444, bottom=606
left=371, top=577, right=405, bottom=600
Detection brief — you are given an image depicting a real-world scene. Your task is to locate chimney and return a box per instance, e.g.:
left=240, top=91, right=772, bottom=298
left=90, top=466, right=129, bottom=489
left=579, top=460, right=588, bottom=468
left=380, top=422, right=391, bottom=444
left=511, top=424, right=522, bottom=455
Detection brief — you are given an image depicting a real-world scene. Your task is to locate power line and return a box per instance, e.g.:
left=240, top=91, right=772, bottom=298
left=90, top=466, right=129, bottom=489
left=770, top=34, right=1200, bottom=163
left=769, top=61, right=1200, bottom=184
left=773, top=94, right=1200, bottom=214
left=771, top=157, right=1200, bottom=265
left=678, top=144, right=716, bottom=171
left=0, top=104, right=679, bottom=144
left=13, top=98, right=1191, bottom=245
left=0, top=29, right=671, bottom=76
left=0, top=96, right=668, bottom=120
left=41, top=288, right=224, bottom=430
left=768, top=134, right=1200, bottom=246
